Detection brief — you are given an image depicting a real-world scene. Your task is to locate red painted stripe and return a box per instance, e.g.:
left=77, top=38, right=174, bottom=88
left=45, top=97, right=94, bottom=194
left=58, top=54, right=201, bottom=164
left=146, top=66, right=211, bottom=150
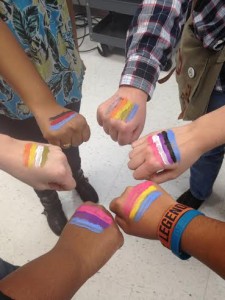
left=50, top=111, right=76, bottom=125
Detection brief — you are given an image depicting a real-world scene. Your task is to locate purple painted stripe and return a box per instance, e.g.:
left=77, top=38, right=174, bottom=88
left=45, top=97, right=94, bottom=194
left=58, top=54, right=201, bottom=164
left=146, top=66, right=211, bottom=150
left=157, top=133, right=173, bottom=164
left=73, top=211, right=110, bottom=229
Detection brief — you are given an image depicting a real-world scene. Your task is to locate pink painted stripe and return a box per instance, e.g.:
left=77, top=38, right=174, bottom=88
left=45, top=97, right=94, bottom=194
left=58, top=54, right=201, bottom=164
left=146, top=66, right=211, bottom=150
left=123, top=181, right=154, bottom=216
left=147, top=136, right=164, bottom=167
left=75, top=205, right=113, bottom=224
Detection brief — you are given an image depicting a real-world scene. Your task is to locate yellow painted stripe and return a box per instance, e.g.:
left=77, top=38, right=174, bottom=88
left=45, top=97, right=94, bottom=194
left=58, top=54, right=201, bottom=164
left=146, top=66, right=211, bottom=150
left=129, top=185, right=157, bottom=219
left=115, top=102, right=133, bottom=120
left=28, top=144, right=37, bottom=167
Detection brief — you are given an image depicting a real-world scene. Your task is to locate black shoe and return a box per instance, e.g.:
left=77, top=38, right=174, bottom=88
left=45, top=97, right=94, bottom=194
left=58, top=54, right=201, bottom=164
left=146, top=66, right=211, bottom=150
left=74, top=169, right=99, bottom=203
left=177, top=189, right=204, bottom=209
left=37, top=190, right=67, bottom=236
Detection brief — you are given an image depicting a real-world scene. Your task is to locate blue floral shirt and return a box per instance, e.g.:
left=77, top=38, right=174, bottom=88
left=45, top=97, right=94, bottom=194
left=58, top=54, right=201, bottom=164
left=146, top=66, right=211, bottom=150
left=0, top=0, right=84, bottom=119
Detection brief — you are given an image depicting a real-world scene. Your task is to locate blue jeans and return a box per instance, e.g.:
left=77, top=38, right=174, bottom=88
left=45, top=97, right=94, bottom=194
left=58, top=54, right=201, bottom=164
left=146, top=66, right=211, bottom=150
left=190, top=91, right=225, bottom=200
left=0, top=258, right=19, bottom=280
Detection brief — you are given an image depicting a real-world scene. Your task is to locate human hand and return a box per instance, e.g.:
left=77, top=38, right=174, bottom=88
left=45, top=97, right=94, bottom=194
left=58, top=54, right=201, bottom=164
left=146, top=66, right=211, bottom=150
left=34, top=103, right=90, bottom=148
left=97, top=86, right=147, bottom=145
left=57, top=203, right=124, bottom=280
left=128, top=123, right=202, bottom=183
left=0, top=203, right=124, bottom=299
left=0, top=135, right=76, bottom=190
left=110, top=181, right=174, bottom=239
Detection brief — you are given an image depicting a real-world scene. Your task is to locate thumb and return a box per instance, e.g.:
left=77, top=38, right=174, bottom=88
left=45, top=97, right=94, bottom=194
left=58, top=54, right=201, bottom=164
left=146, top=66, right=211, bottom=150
left=115, top=215, right=127, bottom=231
left=149, top=170, right=174, bottom=184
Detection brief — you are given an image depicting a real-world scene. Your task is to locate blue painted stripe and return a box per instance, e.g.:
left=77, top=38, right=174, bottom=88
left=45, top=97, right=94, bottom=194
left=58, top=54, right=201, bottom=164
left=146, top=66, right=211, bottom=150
left=70, top=217, right=103, bottom=233
left=134, top=191, right=162, bottom=222
left=126, top=104, right=139, bottom=122
left=50, top=114, right=77, bottom=131
left=167, top=130, right=181, bottom=162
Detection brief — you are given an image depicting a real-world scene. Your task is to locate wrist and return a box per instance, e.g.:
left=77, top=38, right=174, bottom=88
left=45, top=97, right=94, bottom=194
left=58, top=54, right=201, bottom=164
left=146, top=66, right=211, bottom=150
left=191, top=117, right=213, bottom=154
left=118, top=86, right=148, bottom=103
left=0, top=135, right=15, bottom=171
left=25, top=88, right=57, bottom=117
left=157, top=203, right=204, bottom=259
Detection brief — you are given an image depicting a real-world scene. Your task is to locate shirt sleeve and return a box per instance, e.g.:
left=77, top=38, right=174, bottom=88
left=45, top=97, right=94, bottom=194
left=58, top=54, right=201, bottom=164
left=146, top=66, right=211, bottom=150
left=192, top=0, right=225, bottom=51
left=120, top=0, right=191, bottom=98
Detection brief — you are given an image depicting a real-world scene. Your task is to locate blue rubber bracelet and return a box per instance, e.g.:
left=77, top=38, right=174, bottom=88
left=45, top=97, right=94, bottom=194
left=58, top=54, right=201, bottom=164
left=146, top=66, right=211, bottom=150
left=171, top=210, right=204, bottom=260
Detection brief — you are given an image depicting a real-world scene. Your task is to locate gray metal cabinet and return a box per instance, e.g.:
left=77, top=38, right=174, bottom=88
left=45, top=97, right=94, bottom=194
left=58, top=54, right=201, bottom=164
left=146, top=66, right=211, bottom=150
left=86, top=0, right=142, bottom=56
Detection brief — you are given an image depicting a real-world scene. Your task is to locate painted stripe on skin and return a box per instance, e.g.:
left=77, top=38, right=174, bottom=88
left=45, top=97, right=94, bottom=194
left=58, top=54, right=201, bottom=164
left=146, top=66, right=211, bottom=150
left=110, top=98, right=128, bottom=118
left=129, top=185, right=157, bottom=219
left=158, top=133, right=173, bottom=164
left=161, top=131, right=177, bottom=163
left=35, top=146, right=44, bottom=167
left=40, top=146, right=49, bottom=167
left=76, top=205, right=113, bottom=225
left=49, top=111, right=75, bottom=121
left=123, top=181, right=154, bottom=216
left=74, top=211, right=110, bottom=229
left=167, top=130, right=181, bottom=162
left=134, top=191, right=162, bottom=221
left=147, top=136, right=164, bottom=167
left=28, top=144, right=37, bottom=167
left=50, top=114, right=77, bottom=131
left=50, top=111, right=76, bottom=125
left=116, top=102, right=133, bottom=120
left=126, top=104, right=139, bottom=122
left=70, top=217, right=103, bottom=233
left=114, top=100, right=131, bottom=119
left=106, top=97, right=121, bottom=115
left=24, top=143, right=32, bottom=167
left=152, top=135, right=170, bottom=165
left=24, top=143, right=49, bottom=168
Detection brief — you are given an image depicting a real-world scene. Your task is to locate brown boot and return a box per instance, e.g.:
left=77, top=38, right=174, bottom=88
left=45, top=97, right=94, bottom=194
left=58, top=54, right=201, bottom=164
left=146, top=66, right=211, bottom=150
left=74, top=169, right=99, bottom=203
left=36, top=190, right=67, bottom=236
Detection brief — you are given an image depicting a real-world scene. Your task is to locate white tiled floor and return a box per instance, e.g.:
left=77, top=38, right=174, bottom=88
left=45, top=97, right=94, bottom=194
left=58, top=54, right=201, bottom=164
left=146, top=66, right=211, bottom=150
left=1, top=36, right=225, bottom=299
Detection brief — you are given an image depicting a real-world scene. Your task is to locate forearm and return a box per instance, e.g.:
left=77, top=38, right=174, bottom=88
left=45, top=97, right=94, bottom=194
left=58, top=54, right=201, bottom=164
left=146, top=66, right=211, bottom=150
left=120, top=0, right=189, bottom=97
left=181, top=215, right=225, bottom=279
left=0, top=134, right=14, bottom=171
left=0, top=21, right=56, bottom=114
left=191, top=105, right=225, bottom=153
left=0, top=248, right=86, bottom=300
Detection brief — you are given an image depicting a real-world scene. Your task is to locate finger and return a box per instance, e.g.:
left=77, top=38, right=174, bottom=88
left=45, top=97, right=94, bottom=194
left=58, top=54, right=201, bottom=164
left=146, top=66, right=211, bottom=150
left=109, top=126, right=118, bottom=142
left=115, top=215, right=128, bottom=232
left=48, top=137, right=61, bottom=147
left=61, top=140, right=72, bottom=149
left=128, top=154, right=145, bottom=170
left=149, top=169, right=175, bottom=184
left=131, top=134, right=148, bottom=148
left=109, top=188, right=131, bottom=214
left=117, top=126, right=133, bottom=145
left=132, top=162, right=160, bottom=180
left=48, top=182, right=64, bottom=190
left=82, top=124, right=91, bottom=142
left=71, top=130, right=83, bottom=147
left=97, top=106, right=104, bottom=126
left=130, top=124, right=143, bottom=143
left=102, top=120, right=110, bottom=135
left=109, top=197, right=120, bottom=214
left=129, top=142, right=147, bottom=159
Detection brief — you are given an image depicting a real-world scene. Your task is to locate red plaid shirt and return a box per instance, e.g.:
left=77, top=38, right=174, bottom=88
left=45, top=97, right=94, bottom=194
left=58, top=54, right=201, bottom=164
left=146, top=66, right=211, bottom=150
left=120, top=0, right=225, bottom=98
